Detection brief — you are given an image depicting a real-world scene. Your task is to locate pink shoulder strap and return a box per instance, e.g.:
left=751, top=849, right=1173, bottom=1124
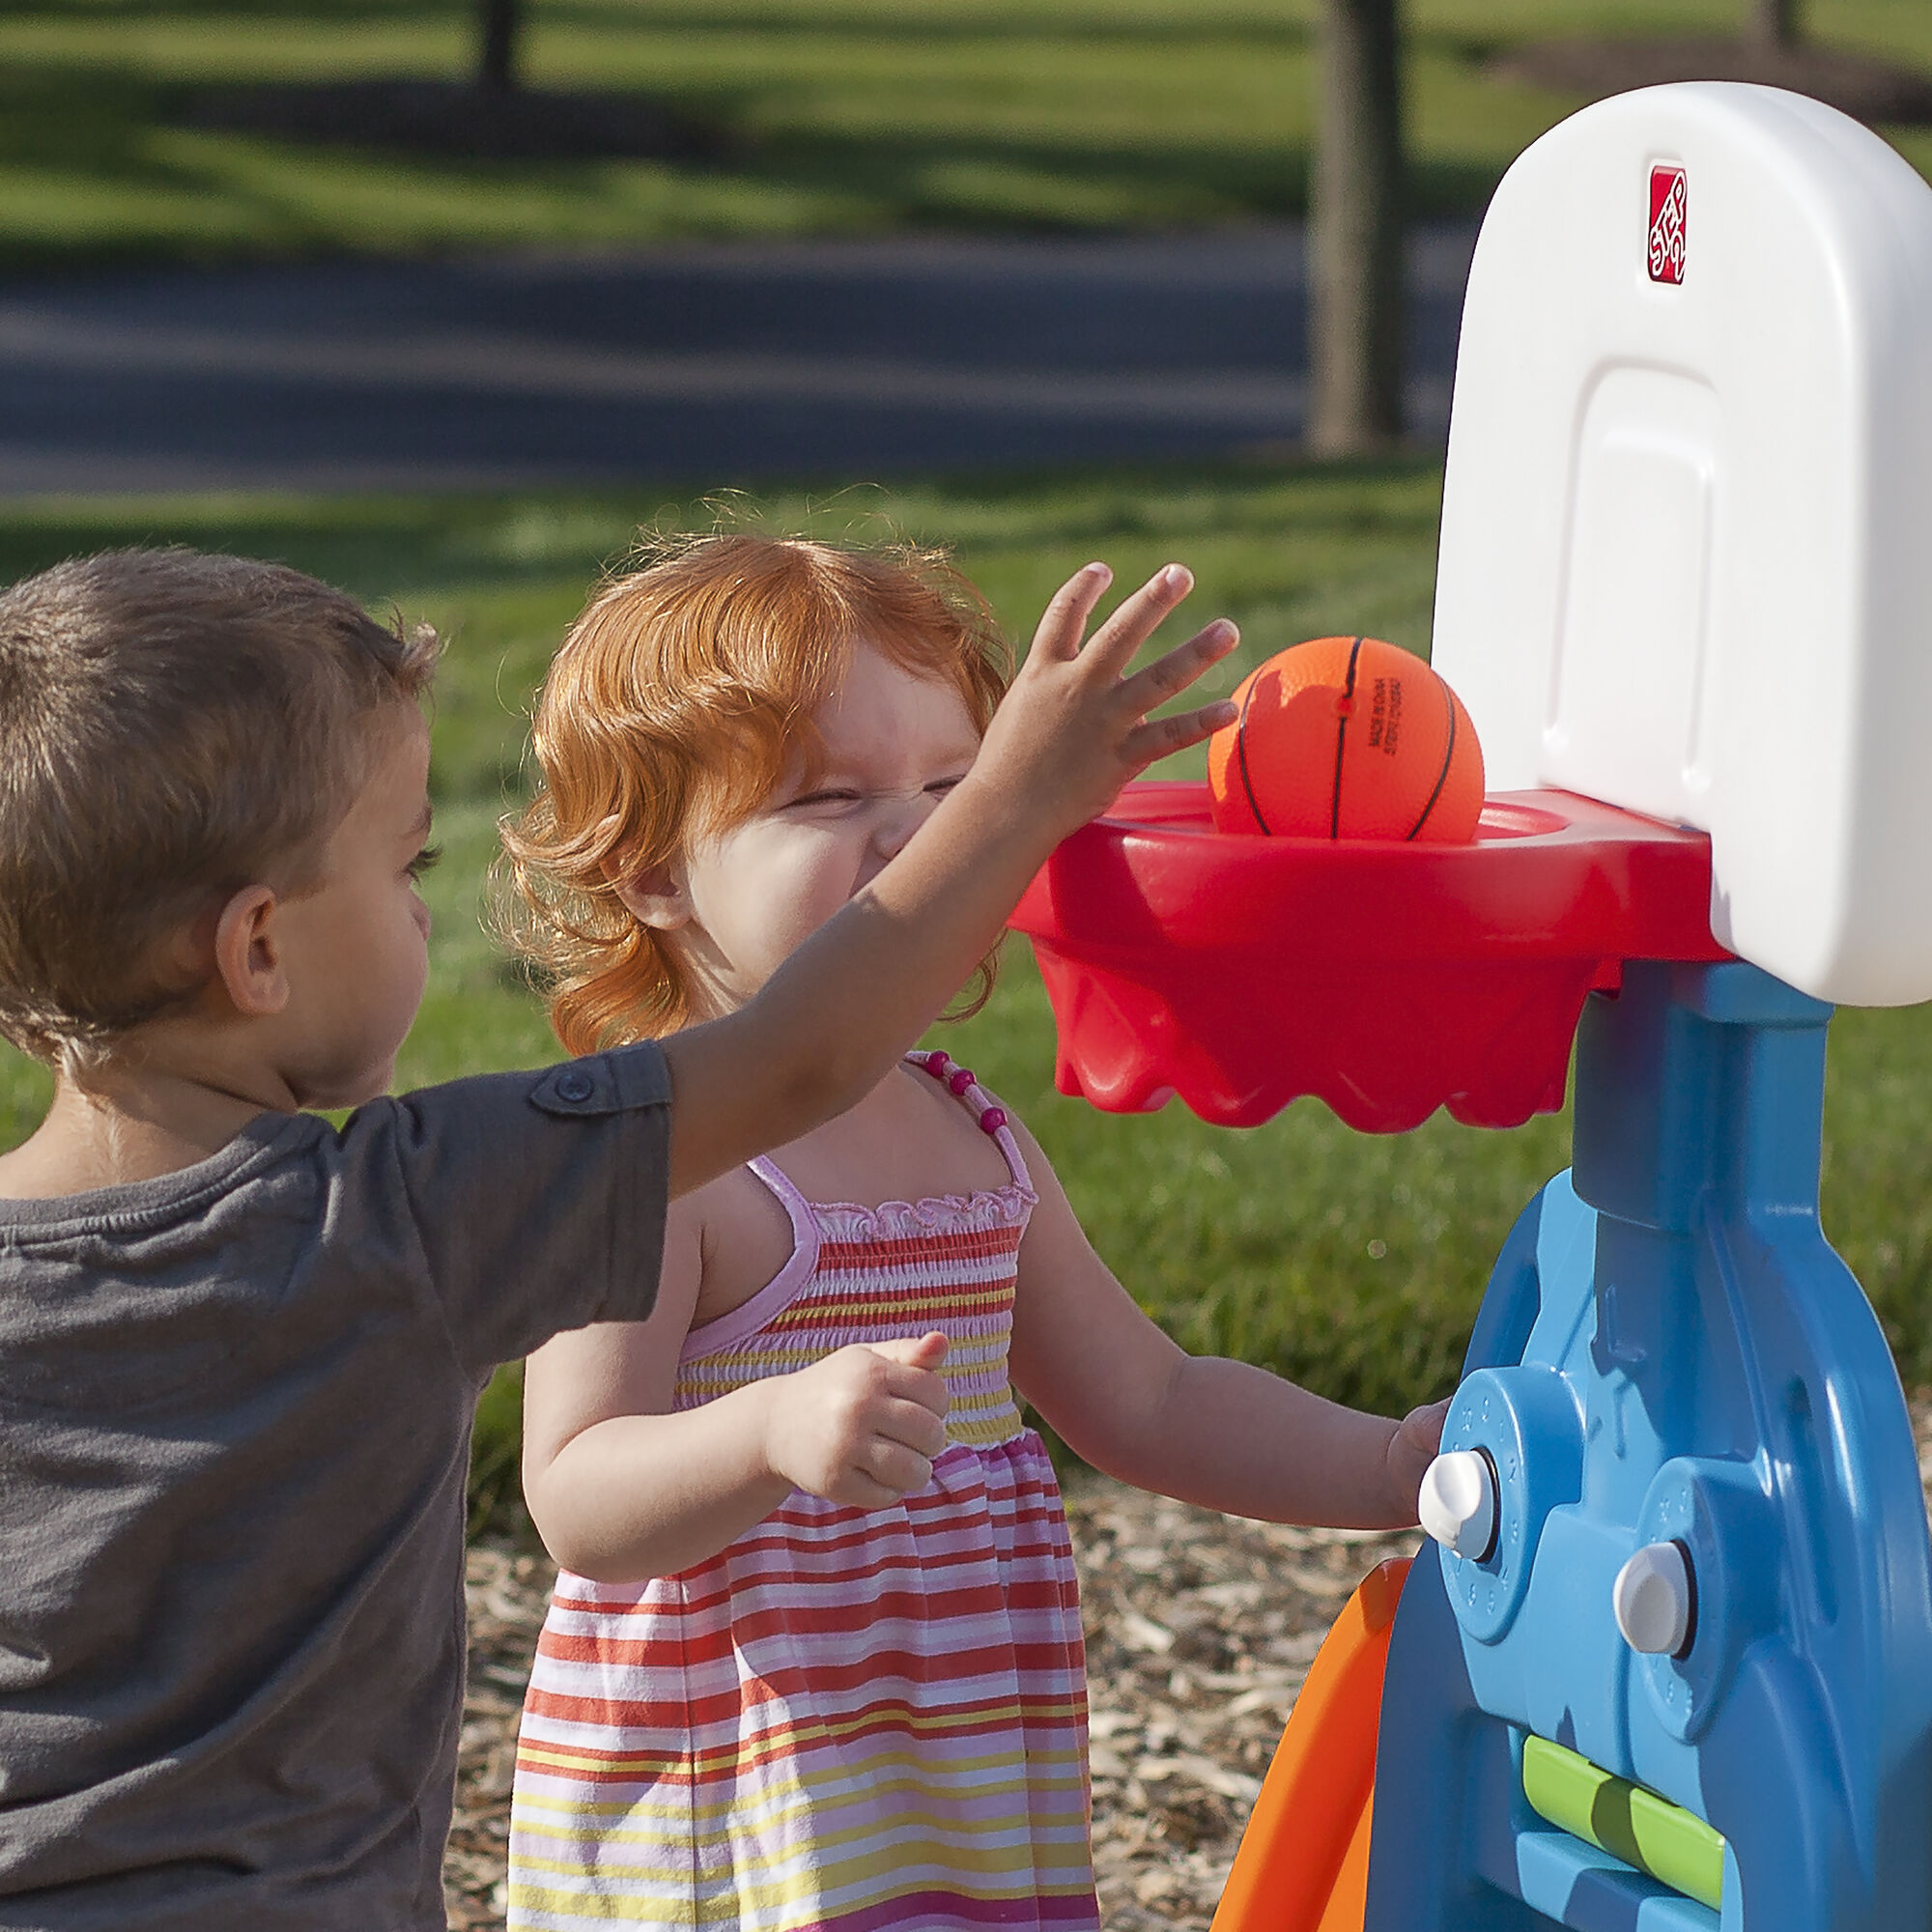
left=905, top=1049, right=1034, bottom=1194
left=679, top=1158, right=820, bottom=1359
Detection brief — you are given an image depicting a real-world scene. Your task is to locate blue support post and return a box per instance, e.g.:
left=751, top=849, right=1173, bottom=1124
left=1364, top=962, right=1932, bottom=1931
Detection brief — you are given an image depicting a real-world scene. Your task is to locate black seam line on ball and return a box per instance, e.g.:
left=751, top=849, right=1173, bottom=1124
left=1409, top=674, right=1458, bottom=840
left=1331, top=636, right=1365, bottom=839
left=1234, top=667, right=1270, bottom=835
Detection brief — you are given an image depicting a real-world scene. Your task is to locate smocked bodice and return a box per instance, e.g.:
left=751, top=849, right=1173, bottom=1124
left=672, top=1053, right=1037, bottom=1450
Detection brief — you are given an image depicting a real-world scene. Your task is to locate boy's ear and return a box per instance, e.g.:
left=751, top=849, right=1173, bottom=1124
left=210, top=885, right=293, bottom=1017
left=607, top=857, right=691, bottom=932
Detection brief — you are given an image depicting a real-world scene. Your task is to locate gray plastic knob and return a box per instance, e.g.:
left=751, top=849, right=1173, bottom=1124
left=1419, top=1449, right=1497, bottom=1562
left=1614, top=1541, right=1694, bottom=1655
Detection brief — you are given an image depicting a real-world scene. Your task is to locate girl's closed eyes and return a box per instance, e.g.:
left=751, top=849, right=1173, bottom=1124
left=786, top=774, right=968, bottom=811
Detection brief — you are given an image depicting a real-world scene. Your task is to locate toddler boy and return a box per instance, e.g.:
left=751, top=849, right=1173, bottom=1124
left=0, top=546, right=1233, bottom=1928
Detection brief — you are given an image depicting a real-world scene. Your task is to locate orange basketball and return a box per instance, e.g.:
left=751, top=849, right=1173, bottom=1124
left=1207, top=637, right=1484, bottom=840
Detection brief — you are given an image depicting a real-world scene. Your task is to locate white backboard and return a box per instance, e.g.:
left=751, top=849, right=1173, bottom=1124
left=1432, top=84, right=1932, bottom=1007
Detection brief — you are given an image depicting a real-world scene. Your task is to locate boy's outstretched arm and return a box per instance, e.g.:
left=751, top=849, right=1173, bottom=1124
left=658, top=562, right=1238, bottom=1199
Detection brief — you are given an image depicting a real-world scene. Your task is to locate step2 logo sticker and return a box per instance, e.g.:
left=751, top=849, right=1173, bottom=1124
left=1649, top=163, right=1688, bottom=285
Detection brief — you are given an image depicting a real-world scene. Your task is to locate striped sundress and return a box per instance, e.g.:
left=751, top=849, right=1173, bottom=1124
left=507, top=1054, right=1099, bottom=1931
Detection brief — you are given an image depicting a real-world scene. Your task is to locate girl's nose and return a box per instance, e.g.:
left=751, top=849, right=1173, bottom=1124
left=872, top=789, right=935, bottom=862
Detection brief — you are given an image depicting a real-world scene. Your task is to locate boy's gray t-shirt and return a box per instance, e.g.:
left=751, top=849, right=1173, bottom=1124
left=0, top=1044, right=671, bottom=1931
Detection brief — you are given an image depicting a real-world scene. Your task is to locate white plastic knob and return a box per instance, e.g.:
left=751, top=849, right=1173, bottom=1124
left=1419, top=1450, right=1497, bottom=1561
left=1613, top=1541, right=1693, bottom=1656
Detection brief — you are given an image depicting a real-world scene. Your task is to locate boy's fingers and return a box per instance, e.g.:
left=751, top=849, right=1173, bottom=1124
left=1116, top=619, right=1239, bottom=715
left=1078, top=562, right=1196, bottom=675
left=1120, top=699, right=1239, bottom=770
left=1027, top=562, right=1114, bottom=665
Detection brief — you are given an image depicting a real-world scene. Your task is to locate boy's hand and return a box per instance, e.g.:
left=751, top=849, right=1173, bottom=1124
left=972, top=562, right=1239, bottom=839
left=1386, top=1397, right=1452, bottom=1521
left=661, top=565, right=1234, bottom=1203
left=762, top=1332, right=952, bottom=1510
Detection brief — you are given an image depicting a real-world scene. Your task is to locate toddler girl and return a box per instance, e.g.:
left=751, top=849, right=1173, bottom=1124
left=501, top=532, right=1446, bottom=1932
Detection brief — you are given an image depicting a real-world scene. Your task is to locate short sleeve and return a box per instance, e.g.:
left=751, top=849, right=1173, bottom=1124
left=381, top=1042, right=673, bottom=1378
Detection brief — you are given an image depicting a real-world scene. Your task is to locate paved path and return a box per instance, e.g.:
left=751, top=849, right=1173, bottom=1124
left=0, top=226, right=1476, bottom=494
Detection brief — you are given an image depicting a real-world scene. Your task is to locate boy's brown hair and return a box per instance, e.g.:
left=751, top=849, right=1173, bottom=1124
left=498, top=531, right=1013, bottom=1055
left=0, top=548, right=439, bottom=1066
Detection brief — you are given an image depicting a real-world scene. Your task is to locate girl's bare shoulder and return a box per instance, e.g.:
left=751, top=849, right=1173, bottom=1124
left=766, top=1060, right=1013, bottom=1207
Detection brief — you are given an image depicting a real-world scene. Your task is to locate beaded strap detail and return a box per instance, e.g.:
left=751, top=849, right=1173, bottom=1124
left=918, top=1049, right=1010, bottom=1135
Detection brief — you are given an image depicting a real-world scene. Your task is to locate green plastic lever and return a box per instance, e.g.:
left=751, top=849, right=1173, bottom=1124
left=1520, top=1732, right=1726, bottom=1912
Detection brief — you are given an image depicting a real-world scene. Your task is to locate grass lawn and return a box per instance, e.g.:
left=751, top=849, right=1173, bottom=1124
left=0, top=0, right=1925, bottom=266
left=3, top=463, right=1931, bottom=1521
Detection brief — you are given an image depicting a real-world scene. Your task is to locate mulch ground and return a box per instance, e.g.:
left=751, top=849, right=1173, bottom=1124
left=446, top=1402, right=1932, bottom=1929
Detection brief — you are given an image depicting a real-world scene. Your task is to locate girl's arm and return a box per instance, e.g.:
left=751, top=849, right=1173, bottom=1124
left=658, top=563, right=1237, bottom=1200
left=523, top=1199, right=952, bottom=1583
left=1005, top=1119, right=1446, bottom=1530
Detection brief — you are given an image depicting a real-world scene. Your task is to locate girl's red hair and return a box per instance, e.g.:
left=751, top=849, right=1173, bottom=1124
left=498, top=531, right=1012, bottom=1054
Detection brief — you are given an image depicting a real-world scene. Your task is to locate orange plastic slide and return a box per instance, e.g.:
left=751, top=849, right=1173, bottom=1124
left=1208, top=1556, right=1411, bottom=1932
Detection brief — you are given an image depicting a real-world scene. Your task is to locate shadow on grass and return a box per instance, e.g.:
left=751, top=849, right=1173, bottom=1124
left=0, top=3, right=1514, bottom=274
left=0, top=0, right=1321, bottom=45
left=180, top=79, right=725, bottom=162
left=0, top=39, right=1508, bottom=269
left=0, top=67, right=182, bottom=173
left=0, top=118, right=1315, bottom=272
left=1493, top=33, right=1932, bottom=126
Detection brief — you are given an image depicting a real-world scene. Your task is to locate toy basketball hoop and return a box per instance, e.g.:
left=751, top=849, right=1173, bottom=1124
left=1011, top=783, right=1725, bottom=1133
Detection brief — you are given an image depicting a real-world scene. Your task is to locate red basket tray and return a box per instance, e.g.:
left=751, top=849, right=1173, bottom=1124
left=1009, top=783, right=1729, bottom=1133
